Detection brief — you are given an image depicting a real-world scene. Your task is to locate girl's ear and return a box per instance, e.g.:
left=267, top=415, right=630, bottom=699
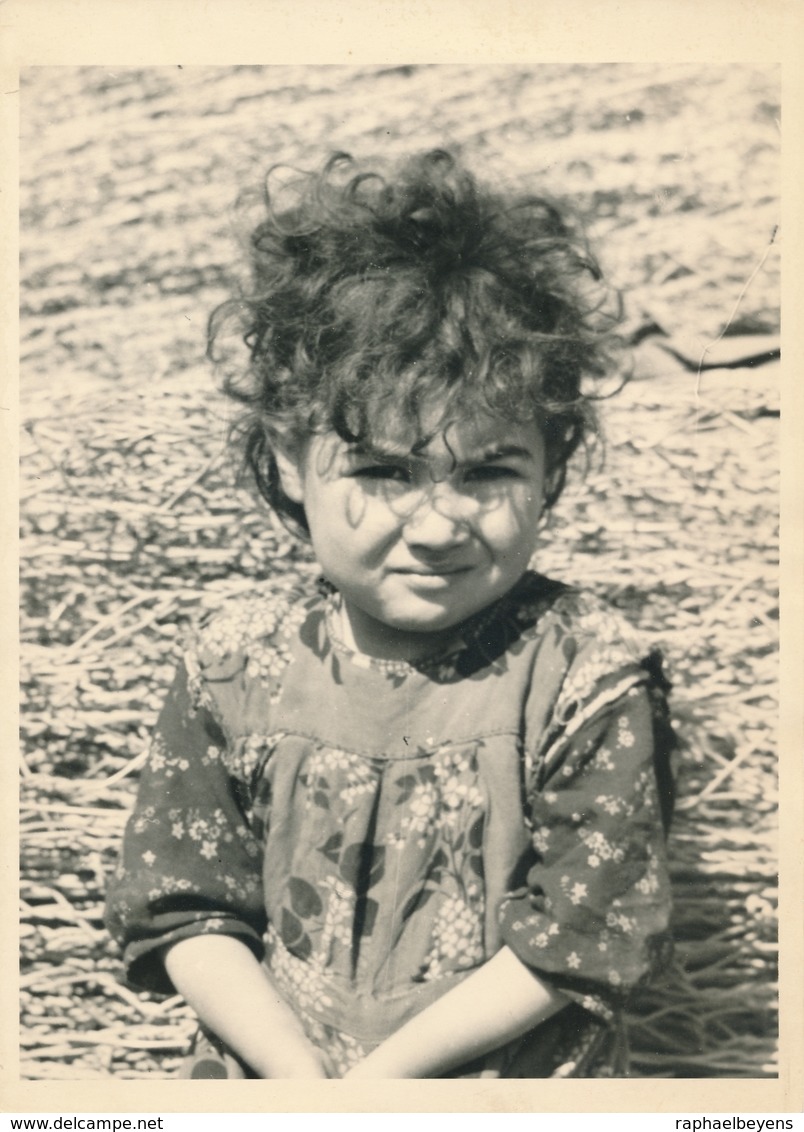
left=274, top=443, right=305, bottom=504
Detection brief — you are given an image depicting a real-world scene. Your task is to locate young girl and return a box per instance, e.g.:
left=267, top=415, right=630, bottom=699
left=105, top=150, right=675, bottom=1079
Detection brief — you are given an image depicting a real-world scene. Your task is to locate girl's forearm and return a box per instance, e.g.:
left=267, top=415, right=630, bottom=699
left=344, top=945, right=568, bottom=1079
left=163, top=935, right=327, bottom=1078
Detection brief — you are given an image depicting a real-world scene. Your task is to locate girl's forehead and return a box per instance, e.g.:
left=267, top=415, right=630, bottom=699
left=385, top=414, right=539, bottom=452
left=349, top=412, right=544, bottom=462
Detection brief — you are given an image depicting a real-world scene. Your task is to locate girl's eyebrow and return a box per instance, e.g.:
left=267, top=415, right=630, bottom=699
left=347, top=442, right=410, bottom=462
left=346, top=441, right=536, bottom=466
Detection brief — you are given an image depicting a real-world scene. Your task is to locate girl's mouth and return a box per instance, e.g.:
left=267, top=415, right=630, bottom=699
left=396, top=563, right=473, bottom=574
left=395, top=566, right=473, bottom=585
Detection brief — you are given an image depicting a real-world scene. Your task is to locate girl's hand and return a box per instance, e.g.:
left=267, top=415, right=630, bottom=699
left=339, top=947, right=568, bottom=1079
left=341, top=1060, right=387, bottom=1080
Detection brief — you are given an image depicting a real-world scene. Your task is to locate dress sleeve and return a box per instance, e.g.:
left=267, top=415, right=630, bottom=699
left=499, top=623, right=674, bottom=1022
left=104, top=660, right=266, bottom=995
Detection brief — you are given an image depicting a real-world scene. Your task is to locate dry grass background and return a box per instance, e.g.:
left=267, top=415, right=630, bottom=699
left=19, top=64, right=780, bottom=1079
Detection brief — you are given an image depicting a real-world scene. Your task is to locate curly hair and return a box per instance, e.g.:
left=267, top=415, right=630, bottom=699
left=209, top=149, right=623, bottom=534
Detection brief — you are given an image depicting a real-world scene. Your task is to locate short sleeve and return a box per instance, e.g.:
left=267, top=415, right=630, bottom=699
left=499, top=607, right=674, bottom=1021
left=104, top=662, right=266, bottom=995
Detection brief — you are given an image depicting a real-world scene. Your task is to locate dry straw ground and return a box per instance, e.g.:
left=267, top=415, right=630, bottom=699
left=19, top=65, right=780, bottom=1079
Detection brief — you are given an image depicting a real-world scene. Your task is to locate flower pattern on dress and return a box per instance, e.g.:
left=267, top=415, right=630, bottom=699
left=418, top=893, right=484, bottom=980
left=579, top=828, right=625, bottom=869
left=104, top=571, right=675, bottom=1078
left=264, top=924, right=337, bottom=1019
left=144, top=732, right=190, bottom=778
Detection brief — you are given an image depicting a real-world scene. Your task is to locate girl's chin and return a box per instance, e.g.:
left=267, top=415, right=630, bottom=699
left=344, top=602, right=489, bottom=662
left=371, top=598, right=478, bottom=635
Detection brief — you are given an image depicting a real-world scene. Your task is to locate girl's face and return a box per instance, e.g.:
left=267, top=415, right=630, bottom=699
left=277, top=413, right=547, bottom=662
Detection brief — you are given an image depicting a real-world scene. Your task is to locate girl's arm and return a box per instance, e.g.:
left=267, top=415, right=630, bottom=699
left=343, top=945, right=567, bottom=1079
left=164, top=935, right=328, bottom=1078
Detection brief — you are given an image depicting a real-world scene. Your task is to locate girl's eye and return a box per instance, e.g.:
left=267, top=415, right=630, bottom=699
left=353, top=464, right=412, bottom=483
left=465, top=465, right=520, bottom=483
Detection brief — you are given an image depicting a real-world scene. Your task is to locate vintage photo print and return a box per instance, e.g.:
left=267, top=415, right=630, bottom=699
left=4, top=0, right=801, bottom=1117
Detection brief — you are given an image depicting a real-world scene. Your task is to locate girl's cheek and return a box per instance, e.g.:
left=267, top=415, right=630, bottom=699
left=345, top=484, right=411, bottom=534
left=513, top=487, right=544, bottom=529
left=482, top=491, right=535, bottom=534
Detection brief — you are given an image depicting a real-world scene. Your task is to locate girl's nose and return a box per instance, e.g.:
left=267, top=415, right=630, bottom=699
left=403, top=490, right=471, bottom=552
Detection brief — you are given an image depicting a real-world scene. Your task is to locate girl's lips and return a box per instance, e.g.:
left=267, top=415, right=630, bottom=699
left=394, top=566, right=474, bottom=586
left=395, top=565, right=473, bottom=576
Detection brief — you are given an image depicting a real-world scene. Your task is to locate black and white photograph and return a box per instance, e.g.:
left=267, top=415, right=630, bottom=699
left=8, top=1, right=798, bottom=1115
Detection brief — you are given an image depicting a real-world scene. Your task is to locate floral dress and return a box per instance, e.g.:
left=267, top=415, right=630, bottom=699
left=104, top=571, right=675, bottom=1078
